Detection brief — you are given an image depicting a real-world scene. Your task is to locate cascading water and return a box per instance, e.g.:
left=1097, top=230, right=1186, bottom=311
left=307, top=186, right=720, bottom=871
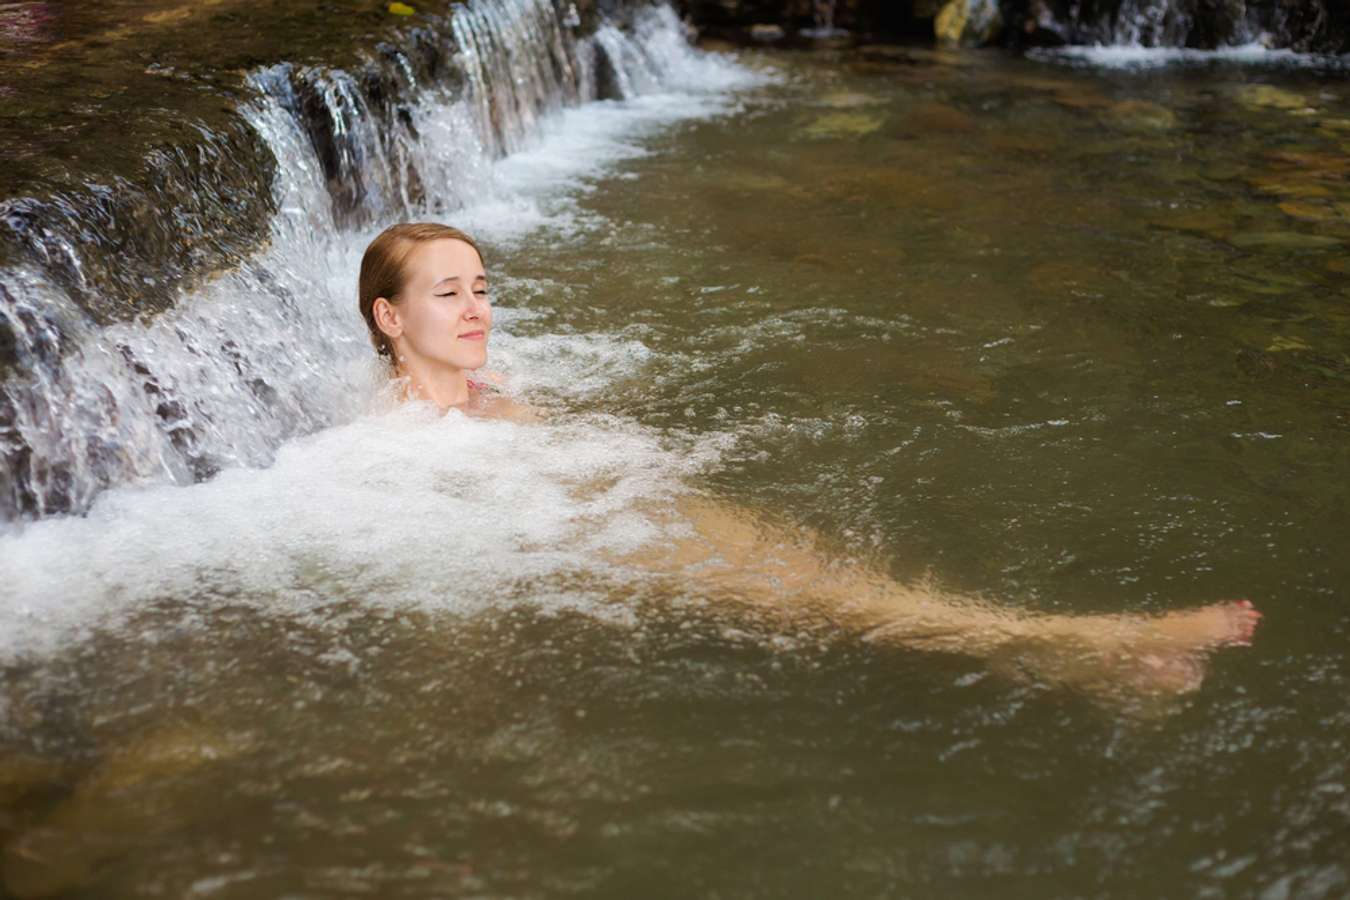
left=0, top=2, right=733, bottom=528
left=1025, top=0, right=1349, bottom=53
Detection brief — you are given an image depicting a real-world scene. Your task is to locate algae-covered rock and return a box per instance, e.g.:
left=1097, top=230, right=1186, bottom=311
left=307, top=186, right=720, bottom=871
left=1236, top=84, right=1314, bottom=112
left=801, top=112, right=885, bottom=140
left=935, top=0, right=1003, bottom=47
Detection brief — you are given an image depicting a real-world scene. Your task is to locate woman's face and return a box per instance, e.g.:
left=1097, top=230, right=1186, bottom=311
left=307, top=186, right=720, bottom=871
left=386, top=238, right=491, bottom=372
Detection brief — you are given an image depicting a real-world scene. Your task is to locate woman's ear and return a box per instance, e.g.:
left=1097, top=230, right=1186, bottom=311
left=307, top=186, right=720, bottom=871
left=373, top=297, right=402, bottom=341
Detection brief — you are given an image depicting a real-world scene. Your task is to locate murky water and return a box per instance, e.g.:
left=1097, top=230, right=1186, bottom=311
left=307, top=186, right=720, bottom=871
left=2, top=25, right=1349, bottom=900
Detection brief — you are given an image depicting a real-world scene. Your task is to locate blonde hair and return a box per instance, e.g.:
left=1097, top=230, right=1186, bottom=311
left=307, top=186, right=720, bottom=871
left=357, top=222, right=485, bottom=359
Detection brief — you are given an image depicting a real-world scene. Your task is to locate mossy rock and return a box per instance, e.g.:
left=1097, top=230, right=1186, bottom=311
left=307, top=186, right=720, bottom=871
left=1236, top=84, right=1314, bottom=111
left=934, top=0, right=1002, bottom=48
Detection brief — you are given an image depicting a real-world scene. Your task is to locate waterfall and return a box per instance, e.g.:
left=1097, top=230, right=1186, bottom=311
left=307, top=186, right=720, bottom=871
left=0, top=2, right=727, bottom=528
left=1032, top=0, right=1349, bottom=52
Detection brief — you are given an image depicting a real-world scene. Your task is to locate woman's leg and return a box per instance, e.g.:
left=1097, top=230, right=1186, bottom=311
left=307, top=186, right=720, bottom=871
left=622, top=496, right=1260, bottom=694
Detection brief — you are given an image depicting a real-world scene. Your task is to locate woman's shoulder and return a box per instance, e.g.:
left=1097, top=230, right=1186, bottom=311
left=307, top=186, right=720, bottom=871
left=467, top=371, right=542, bottom=423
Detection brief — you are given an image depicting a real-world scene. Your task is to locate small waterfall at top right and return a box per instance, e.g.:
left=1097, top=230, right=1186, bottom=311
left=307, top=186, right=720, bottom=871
left=1021, top=0, right=1349, bottom=56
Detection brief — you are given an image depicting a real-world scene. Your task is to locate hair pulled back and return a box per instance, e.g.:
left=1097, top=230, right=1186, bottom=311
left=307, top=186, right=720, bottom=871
left=358, top=222, right=485, bottom=360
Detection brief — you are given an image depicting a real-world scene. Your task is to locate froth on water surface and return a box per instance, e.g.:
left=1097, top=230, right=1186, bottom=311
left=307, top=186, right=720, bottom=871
left=0, top=404, right=721, bottom=662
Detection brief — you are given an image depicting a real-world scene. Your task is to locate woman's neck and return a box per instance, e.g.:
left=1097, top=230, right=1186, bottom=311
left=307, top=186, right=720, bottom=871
left=396, top=358, right=470, bottom=410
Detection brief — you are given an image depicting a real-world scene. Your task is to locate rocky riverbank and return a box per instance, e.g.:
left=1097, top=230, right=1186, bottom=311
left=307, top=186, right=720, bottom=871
left=676, top=0, right=1350, bottom=51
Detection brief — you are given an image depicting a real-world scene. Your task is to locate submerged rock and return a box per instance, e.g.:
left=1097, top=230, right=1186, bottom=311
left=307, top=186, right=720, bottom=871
left=818, top=91, right=885, bottom=109
left=1109, top=100, right=1178, bottom=131
left=1236, top=84, right=1315, bottom=112
left=801, top=111, right=885, bottom=140
left=935, top=0, right=1002, bottom=47
left=2, top=724, right=254, bottom=899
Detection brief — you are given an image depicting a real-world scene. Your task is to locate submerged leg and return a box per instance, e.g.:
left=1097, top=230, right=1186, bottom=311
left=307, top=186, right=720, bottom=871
left=623, top=496, right=1260, bottom=696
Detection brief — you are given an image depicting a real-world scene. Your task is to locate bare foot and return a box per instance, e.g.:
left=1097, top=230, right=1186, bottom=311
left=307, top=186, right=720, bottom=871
left=1149, top=599, right=1261, bottom=648
left=1100, top=599, right=1262, bottom=695
left=1006, top=600, right=1263, bottom=700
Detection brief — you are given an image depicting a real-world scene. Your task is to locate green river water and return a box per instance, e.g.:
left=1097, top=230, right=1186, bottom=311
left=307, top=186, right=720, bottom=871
left=3, top=42, right=1349, bottom=899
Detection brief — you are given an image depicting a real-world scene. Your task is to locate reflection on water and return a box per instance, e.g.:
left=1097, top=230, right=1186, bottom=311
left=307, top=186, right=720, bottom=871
left=2, top=34, right=1349, bottom=900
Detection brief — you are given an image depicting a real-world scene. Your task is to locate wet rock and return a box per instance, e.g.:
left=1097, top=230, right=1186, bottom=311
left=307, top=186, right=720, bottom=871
left=3, top=724, right=254, bottom=899
left=801, top=111, right=885, bottom=140
left=934, top=0, right=1002, bottom=47
left=1236, top=84, right=1315, bottom=112
left=1109, top=99, right=1177, bottom=131
left=748, top=23, right=784, bottom=41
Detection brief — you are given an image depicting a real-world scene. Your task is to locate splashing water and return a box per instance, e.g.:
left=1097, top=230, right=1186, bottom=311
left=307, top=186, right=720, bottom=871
left=0, top=4, right=763, bottom=527
left=0, top=4, right=768, bottom=662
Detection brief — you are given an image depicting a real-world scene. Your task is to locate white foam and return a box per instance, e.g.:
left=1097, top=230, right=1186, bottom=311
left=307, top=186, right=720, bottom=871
left=0, top=407, right=714, bottom=662
left=1031, top=42, right=1350, bottom=70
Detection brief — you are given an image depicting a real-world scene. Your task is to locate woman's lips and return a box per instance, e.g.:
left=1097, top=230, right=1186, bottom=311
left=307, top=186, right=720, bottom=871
left=458, top=330, right=486, bottom=341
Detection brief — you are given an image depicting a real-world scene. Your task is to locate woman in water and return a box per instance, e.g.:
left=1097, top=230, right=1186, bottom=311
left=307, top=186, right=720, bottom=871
left=358, top=222, right=1261, bottom=699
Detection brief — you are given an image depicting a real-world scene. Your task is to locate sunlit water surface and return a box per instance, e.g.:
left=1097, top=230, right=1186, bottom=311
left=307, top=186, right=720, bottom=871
left=2, top=38, right=1349, bottom=900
